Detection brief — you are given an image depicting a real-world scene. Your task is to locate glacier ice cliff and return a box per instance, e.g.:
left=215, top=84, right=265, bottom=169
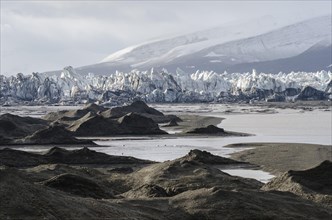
left=1, top=66, right=331, bottom=105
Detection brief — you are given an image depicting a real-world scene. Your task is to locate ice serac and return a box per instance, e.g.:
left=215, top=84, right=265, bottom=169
left=1, top=67, right=331, bottom=105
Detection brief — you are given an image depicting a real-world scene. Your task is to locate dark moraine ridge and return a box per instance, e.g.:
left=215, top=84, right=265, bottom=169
left=0, top=148, right=331, bottom=219
left=42, top=103, right=106, bottom=123
left=15, top=125, right=94, bottom=145
left=100, top=100, right=181, bottom=123
left=263, top=160, right=332, bottom=207
left=0, top=147, right=153, bottom=167
left=0, top=113, right=48, bottom=139
left=41, top=101, right=179, bottom=136
left=42, top=173, right=114, bottom=199
left=186, top=125, right=226, bottom=134
left=182, top=149, right=247, bottom=165
left=68, top=112, right=167, bottom=136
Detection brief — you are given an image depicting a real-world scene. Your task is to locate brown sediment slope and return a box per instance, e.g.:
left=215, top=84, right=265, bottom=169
left=67, top=113, right=119, bottom=136
left=263, top=160, right=332, bottom=207
left=0, top=147, right=152, bottom=167
left=182, top=149, right=247, bottom=165
left=177, top=114, right=223, bottom=129
left=171, top=186, right=330, bottom=219
left=1, top=148, right=331, bottom=219
left=42, top=103, right=106, bottom=124
left=186, top=125, right=225, bottom=134
left=43, top=101, right=172, bottom=136
left=43, top=101, right=180, bottom=126
left=41, top=173, right=114, bottom=199
left=0, top=114, right=95, bottom=146
left=69, top=112, right=167, bottom=136
left=228, top=143, right=332, bottom=175
left=117, top=113, right=168, bottom=135
left=0, top=113, right=48, bottom=139
left=162, top=114, right=226, bottom=135
left=0, top=167, right=188, bottom=220
left=121, top=150, right=262, bottom=197
left=14, top=125, right=94, bottom=145
left=101, top=100, right=181, bottom=123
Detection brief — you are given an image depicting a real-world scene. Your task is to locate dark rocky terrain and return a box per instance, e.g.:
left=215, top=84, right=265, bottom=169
left=182, top=149, right=247, bottom=165
left=0, top=113, right=48, bottom=139
left=1, top=148, right=331, bottom=220
left=68, top=112, right=167, bottom=136
left=263, top=160, right=332, bottom=207
left=162, top=118, right=179, bottom=127
left=44, top=101, right=180, bottom=124
left=1, top=101, right=177, bottom=144
left=117, top=113, right=168, bottom=135
left=43, top=101, right=178, bottom=136
left=229, top=143, right=332, bottom=174
left=0, top=101, right=249, bottom=147
left=0, top=114, right=94, bottom=145
left=15, top=125, right=94, bottom=145
left=186, top=125, right=226, bottom=134
left=295, top=86, right=327, bottom=101
left=0, top=147, right=152, bottom=167
left=101, top=100, right=168, bottom=120
left=41, top=173, right=114, bottom=199
left=43, top=103, right=106, bottom=123
left=1, top=101, right=331, bottom=219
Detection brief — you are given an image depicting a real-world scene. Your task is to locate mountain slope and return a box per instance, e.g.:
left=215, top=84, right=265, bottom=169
left=137, top=15, right=331, bottom=73
left=100, top=16, right=282, bottom=65
left=69, top=15, right=331, bottom=75
left=227, top=43, right=332, bottom=73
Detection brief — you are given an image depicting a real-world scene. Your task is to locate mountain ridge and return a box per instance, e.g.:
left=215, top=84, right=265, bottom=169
left=42, top=15, right=331, bottom=76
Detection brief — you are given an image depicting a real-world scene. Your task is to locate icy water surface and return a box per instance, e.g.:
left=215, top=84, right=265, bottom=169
left=219, top=169, right=275, bottom=183
left=92, top=108, right=331, bottom=161
left=92, top=107, right=330, bottom=182
left=3, top=104, right=331, bottom=183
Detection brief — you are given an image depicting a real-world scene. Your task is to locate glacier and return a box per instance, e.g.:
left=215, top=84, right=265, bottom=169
left=1, top=66, right=331, bottom=105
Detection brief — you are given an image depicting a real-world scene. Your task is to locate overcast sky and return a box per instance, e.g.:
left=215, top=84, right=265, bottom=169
left=1, top=1, right=331, bottom=76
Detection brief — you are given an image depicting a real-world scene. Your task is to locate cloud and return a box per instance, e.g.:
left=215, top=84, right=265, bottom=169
left=1, top=1, right=331, bottom=75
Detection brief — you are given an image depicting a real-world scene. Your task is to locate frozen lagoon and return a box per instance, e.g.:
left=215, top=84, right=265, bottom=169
left=4, top=104, right=331, bottom=183
left=91, top=107, right=331, bottom=161
left=90, top=107, right=331, bottom=182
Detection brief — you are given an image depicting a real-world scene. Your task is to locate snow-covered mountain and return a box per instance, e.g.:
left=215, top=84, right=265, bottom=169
left=67, top=15, right=332, bottom=76
left=1, top=67, right=331, bottom=105
left=100, top=16, right=283, bottom=64
left=2, top=15, right=331, bottom=105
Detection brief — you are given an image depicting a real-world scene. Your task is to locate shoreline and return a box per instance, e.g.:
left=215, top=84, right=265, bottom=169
left=228, top=142, right=332, bottom=175
left=1, top=104, right=330, bottom=178
left=1, top=101, right=331, bottom=119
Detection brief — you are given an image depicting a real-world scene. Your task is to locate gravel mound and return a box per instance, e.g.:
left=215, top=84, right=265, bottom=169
left=186, top=125, right=226, bottom=134
left=42, top=173, right=113, bottom=199
left=263, top=160, right=332, bottom=207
